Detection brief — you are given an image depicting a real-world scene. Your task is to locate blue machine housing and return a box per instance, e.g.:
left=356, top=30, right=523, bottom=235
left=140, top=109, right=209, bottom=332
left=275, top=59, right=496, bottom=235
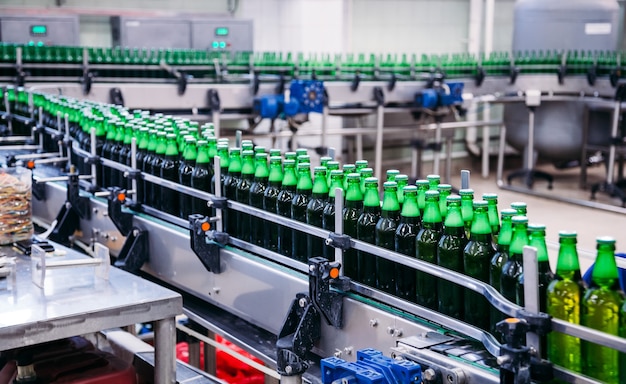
left=253, top=80, right=325, bottom=119
left=414, top=81, right=464, bottom=110
left=320, top=348, right=422, bottom=384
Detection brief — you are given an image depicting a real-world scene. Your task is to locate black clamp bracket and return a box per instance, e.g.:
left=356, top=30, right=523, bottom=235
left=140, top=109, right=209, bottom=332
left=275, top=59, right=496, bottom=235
left=252, top=70, right=261, bottom=95
left=177, top=72, right=191, bottom=96
left=497, top=318, right=532, bottom=384
left=509, top=65, right=520, bottom=85
left=475, top=65, right=486, bottom=87
left=81, top=71, right=94, bottom=95
left=84, top=154, right=100, bottom=166
left=31, top=171, right=46, bottom=201
left=189, top=214, right=227, bottom=274
left=557, top=65, right=567, bottom=85
left=109, top=87, right=125, bottom=106
left=48, top=170, right=90, bottom=245
left=107, top=187, right=133, bottom=236
left=276, top=71, right=286, bottom=94
left=350, top=71, right=361, bottom=92
left=515, top=309, right=551, bottom=336
left=373, top=86, right=385, bottom=107
left=326, top=232, right=351, bottom=250
left=387, top=73, right=397, bottom=91
left=67, top=170, right=91, bottom=220
left=207, top=89, right=221, bottom=112
left=610, top=68, right=621, bottom=88
left=276, top=257, right=345, bottom=377
left=587, top=65, right=598, bottom=86
left=209, top=196, right=228, bottom=210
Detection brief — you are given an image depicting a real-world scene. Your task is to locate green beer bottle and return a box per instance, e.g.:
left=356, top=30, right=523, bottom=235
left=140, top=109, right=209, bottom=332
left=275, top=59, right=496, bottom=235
left=582, top=237, right=621, bottom=383
left=342, top=164, right=356, bottom=190
left=489, top=209, right=516, bottom=334
left=223, top=147, right=242, bottom=235
left=326, top=161, right=340, bottom=185
left=386, top=169, right=399, bottom=182
left=357, top=177, right=381, bottom=287
left=263, top=156, right=283, bottom=252
left=395, top=186, right=420, bottom=302
left=277, top=159, right=298, bottom=257
left=178, top=137, right=197, bottom=219
left=343, top=173, right=363, bottom=279
left=160, top=133, right=180, bottom=216
left=291, top=163, right=313, bottom=262
left=212, top=143, right=229, bottom=197
left=306, top=167, right=328, bottom=259
left=500, top=216, right=528, bottom=305
left=547, top=231, right=582, bottom=374
left=355, top=159, right=369, bottom=174
left=482, top=193, right=500, bottom=239
left=320, top=156, right=332, bottom=169
left=511, top=201, right=527, bottom=216
left=459, top=189, right=474, bottom=237
left=437, top=195, right=467, bottom=318
left=427, top=174, right=440, bottom=190
left=437, top=184, right=452, bottom=218
left=249, top=153, right=269, bottom=246
left=395, top=174, right=408, bottom=208
left=416, top=180, right=429, bottom=215
left=190, top=140, right=211, bottom=217
left=236, top=150, right=256, bottom=240
left=518, top=223, right=554, bottom=312
left=359, top=167, right=374, bottom=195
left=415, top=190, right=443, bottom=309
left=322, top=170, right=344, bottom=260
left=463, top=200, right=495, bottom=330
left=375, top=181, right=401, bottom=294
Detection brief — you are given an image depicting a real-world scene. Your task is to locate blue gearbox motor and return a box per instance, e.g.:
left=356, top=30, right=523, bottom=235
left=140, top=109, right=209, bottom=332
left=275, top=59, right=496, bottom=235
left=320, top=348, right=421, bottom=384
left=414, top=81, right=464, bottom=110
left=253, top=80, right=325, bottom=119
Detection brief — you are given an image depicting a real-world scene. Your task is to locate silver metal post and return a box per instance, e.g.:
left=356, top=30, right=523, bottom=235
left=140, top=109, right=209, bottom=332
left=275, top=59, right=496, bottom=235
left=5, top=92, right=12, bottom=134
left=607, top=101, right=621, bottom=184
left=154, top=317, right=177, bottom=384
left=235, top=130, right=242, bottom=147
left=130, top=137, right=137, bottom=195
left=522, top=245, right=541, bottom=356
left=461, top=170, right=470, bottom=189
left=374, top=104, right=384, bottom=181
left=56, top=111, right=63, bottom=158
left=526, top=109, right=535, bottom=170
left=445, top=136, right=453, bottom=183
left=334, top=188, right=344, bottom=275
left=64, top=113, right=71, bottom=162
left=321, top=106, right=328, bottom=151
left=280, top=375, right=302, bottom=384
left=433, top=120, right=442, bottom=175
left=497, top=125, right=506, bottom=187
left=213, top=110, right=221, bottom=139
left=38, top=106, right=44, bottom=152
left=482, top=103, right=491, bottom=178
left=213, top=156, right=223, bottom=232
left=90, top=128, right=97, bottom=183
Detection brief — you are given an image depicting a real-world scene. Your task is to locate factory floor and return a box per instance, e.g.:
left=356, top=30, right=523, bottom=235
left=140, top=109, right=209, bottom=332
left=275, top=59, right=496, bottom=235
left=436, top=153, right=626, bottom=274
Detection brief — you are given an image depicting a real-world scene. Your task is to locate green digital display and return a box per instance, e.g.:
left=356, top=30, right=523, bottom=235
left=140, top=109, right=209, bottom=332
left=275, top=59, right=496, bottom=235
left=30, top=25, right=47, bottom=36
left=215, top=27, right=229, bottom=36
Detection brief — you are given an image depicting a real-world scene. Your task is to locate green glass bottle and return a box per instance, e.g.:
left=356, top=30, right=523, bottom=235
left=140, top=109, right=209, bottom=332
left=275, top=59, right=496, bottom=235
left=386, top=169, right=399, bottom=182
left=415, top=190, right=443, bottom=309
left=160, top=133, right=180, bottom=216
left=236, top=150, right=256, bottom=240
left=249, top=153, right=270, bottom=247
left=459, top=189, right=474, bottom=237
left=133, top=127, right=149, bottom=203
left=178, top=137, right=197, bottom=219
left=292, top=163, right=313, bottom=262
left=511, top=201, right=527, bottom=216
left=263, top=156, right=284, bottom=252
left=320, top=156, right=332, bottom=169
left=357, top=177, right=381, bottom=287
left=149, top=131, right=167, bottom=209
left=463, top=200, right=495, bottom=330
left=306, top=166, right=328, bottom=259
left=416, top=180, right=429, bottom=215
left=359, top=167, right=374, bottom=195
left=620, top=300, right=626, bottom=384
left=375, top=181, right=401, bottom=294
left=342, top=164, right=356, bottom=191
left=518, top=223, right=554, bottom=313
left=110, top=121, right=126, bottom=187
left=212, top=143, right=229, bottom=197
left=343, top=173, right=363, bottom=279
left=277, top=159, right=298, bottom=257
left=395, top=174, right=408, bottom=208
left=489, top=209, right=516, bottom=334
left=427, top=174, right=440, bottom=190
left=326, top=161, right=340, bottom=186
left=322, top=170, right=344, bottom=260
left=437, top=184, right=452, bottom=218
left=395, top=186, right=420, bottom=301
left=191, top=140, right=211, bottom=217
left=223, top=147, right=242, bottom=235
left=355, top=159, right=369, bottom=174
left=582, top=237, right=621, bottom=383
left=547, top=231, right=582, bottom=374
left=482, top=193, right=500, bottom=239
left=437, top=195, right=467, bottom=318
left=500, top=216, right=528, bottom=305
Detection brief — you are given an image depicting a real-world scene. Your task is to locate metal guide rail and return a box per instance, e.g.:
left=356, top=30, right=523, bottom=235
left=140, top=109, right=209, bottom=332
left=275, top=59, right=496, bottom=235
left=1, top=118, right=622, bottom=384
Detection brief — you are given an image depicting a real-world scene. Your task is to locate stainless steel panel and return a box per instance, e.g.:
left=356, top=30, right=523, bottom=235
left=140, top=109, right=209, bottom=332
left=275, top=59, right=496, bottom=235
left=0, top=15, right=79, bottom=46
left=191, top=19, right=253, bottom=52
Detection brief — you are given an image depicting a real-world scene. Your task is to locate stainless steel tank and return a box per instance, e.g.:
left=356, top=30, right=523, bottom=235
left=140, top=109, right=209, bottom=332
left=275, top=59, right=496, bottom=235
left=505, top=0, right=620, bottom=161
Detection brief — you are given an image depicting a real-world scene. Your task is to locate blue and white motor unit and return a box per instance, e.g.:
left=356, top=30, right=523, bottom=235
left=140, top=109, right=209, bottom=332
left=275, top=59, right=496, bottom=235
left=254, top=80, right=325, bottom=119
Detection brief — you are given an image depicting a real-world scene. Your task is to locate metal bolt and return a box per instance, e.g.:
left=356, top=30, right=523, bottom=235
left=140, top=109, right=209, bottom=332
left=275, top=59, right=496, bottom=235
left=92, top=208, right=98, bottom=214
left=101, top=233, right=109, bottom=239
left=298, top=297, right=308, bottom=307
left=284, top=366, right=292, bottom=374
left=309, top=264, right=316, bottom=272
left=343, top=347, right=353, bottom=355
left=423, top=368, right=437, bottom=382
left=123, top=171, right=129, bottom=178
left=387, top=326, right=395, bottom=335
left=369, top=319, right=378, bottom=327
left=496, top=355, right=510, bottom=366
left=325, top=238, right=332, bottom=246
left=393, top=329, right=403, bottom=337
left=341, top=379, right=350, bottom=384
left=334, top=350, right=342, bottom=358
left=110, top=236, right=117, bottom=242
left=207, top=200, right=213, bottom=207
left=133, top=229, right=139, bottom=237
left=213, top=287, right=220, bottom=294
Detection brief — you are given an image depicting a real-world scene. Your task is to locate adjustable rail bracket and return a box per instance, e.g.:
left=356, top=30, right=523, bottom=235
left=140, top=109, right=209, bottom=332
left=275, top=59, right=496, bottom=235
left=114, top=227, right=149, bottom=274
left=188, top=214, right=227, bottom=274
left=48, top=170, right=91, bottom=245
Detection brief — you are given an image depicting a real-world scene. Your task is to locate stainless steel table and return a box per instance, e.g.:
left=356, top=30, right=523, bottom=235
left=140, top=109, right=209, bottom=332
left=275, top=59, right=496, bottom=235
left=0, top=243, right=182, bottom=384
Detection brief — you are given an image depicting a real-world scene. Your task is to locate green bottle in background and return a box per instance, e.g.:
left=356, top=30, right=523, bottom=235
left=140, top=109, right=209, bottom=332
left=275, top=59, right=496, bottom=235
left=463, top=200, right=495, bottom=330
left=501, top=216, right=528, bottom=305
left=249, top=153, right=269, bottom=247
left=322, top=170, right=344, bottom=260
left=277, top=159, right=298, bottom=258
left=547, top=231, right=582, bottom=374
left=437, top=184, right=452, bottom=218
left=306, top=166, right=328, bottom=258
left=416, top=180, right=429, bottom=216
left=427, top=174, right=440, bottom=190
left=395, top=174, right=408, bottom=208
left=582, top=237, right=621, bottom=383
left=386, top=169, right=399, bottom=182
left=511, top=201, right=527, bottom=216
left=489, top=209, right=516, bottom=334
left=342, top=173, right=363, bottom=280
left=355, top=159, right=369, bottom=174
left=342, top=164, right=356, bottom=190
left=292, top=163, right=313, bottom=262
left=437, top=195, right=467, bottom=318
left=326, top=161, right=340, bottom=186
left=375, top=181, right=401, bottom=294
left=415, top=190, right=443, bottom=309
left=459, top=189, right=474, bottom=237
left=263, top=156, right=283, bottom=252
left=359, top=167, right=374, bottom=195
left=482, top=193, right=500, bottom=240
left=395, top=186, right=420, bottom=302
left=357, top=177, right=381, bottom=287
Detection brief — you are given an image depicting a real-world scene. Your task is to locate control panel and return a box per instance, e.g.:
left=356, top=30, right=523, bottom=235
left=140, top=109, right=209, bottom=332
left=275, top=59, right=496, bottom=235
left=0, top=15, right=80, bottom=46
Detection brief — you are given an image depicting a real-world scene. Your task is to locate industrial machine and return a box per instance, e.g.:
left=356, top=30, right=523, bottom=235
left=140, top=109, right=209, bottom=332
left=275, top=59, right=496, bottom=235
left=0, top=15, right=80, bottom=46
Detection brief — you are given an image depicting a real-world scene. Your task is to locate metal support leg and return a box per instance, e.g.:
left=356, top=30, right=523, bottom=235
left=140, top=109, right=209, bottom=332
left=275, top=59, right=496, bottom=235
left=374, top=105, right=384, bottom=180
left=280, top=375, right=302, bottom=384
left=321, top=106, right=328, bottom=151
left=497, top=124, right=506, bottom=187
left=154, top=317, right=176, bottom=384
left=482, top=104, right=491, bottom=178
left=522, top=246, right=541, bottom=357
left=212, top=110, right=221, bottom=139
left=433, top=120, right=442, bottom=176
left=188, top=338, right=201, bottom=368
left=203, top=330, right=217, bottom=375
left=445, top=136, right=453, bottom=184
left=580, top=105, right=590, bottom=189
